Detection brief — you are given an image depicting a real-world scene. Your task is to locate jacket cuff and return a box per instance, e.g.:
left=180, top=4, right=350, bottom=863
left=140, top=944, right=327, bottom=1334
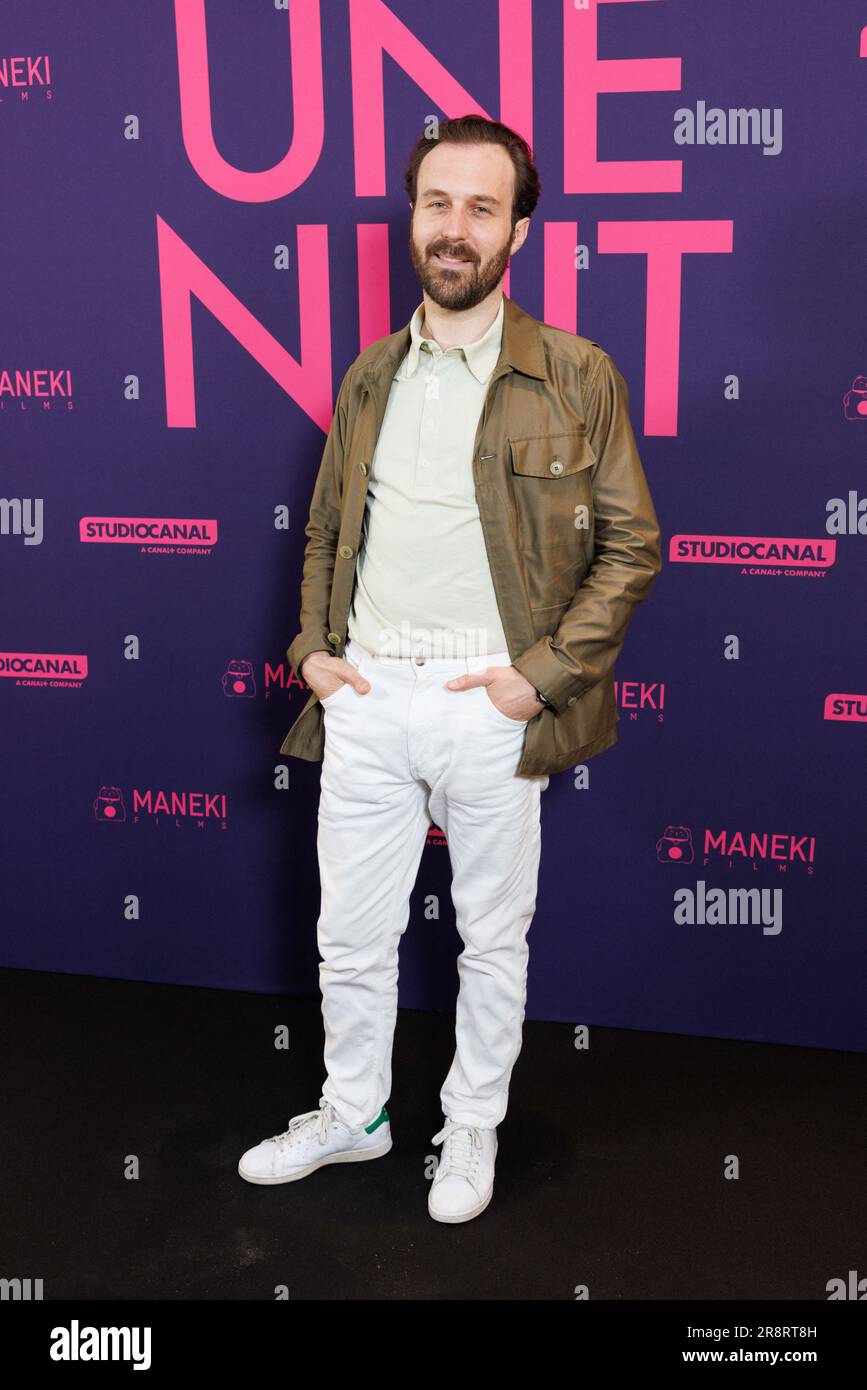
left=511, top=638, right=595, bottom=713
left=287, top=630, right=333, bottom=682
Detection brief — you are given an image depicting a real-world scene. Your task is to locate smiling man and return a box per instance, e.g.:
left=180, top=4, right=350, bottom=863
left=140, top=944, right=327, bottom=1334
left=240, top=115, right=662, bottom=1222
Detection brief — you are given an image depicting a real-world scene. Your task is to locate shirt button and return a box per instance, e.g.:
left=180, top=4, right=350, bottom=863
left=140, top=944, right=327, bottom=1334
left=339, top=544, right=354, bottom=558
left=567, top=695, right=577, bottom=705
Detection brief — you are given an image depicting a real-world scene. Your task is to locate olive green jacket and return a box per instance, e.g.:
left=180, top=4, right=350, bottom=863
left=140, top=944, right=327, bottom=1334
left=279, top=294, right=662, bottom=778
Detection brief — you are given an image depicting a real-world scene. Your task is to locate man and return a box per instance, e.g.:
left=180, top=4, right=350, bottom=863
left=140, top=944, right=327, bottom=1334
left=239, top=115, right=662, bottom=1222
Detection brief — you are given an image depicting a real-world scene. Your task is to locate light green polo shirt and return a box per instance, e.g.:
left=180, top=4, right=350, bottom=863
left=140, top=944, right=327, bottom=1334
left=347, top=294, right=508, bottom=659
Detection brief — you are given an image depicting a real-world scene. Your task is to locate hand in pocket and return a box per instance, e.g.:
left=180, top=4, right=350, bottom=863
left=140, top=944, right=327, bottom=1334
left=301, top=650, right=371, bottom=703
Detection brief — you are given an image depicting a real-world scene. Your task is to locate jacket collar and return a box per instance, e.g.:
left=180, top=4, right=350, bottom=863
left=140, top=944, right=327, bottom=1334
left=360, top=292, right=548, bottom=388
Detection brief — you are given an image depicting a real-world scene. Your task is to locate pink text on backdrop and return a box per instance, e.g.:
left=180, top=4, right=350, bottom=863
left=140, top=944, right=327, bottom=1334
left=165, top=0, right=728, bottom=434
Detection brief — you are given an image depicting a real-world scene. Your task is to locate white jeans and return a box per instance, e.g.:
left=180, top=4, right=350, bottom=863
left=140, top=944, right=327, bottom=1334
left=314, top=637, right=549, bottom=1133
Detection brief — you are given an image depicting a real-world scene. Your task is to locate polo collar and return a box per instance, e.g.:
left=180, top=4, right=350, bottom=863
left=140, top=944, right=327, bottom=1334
left=400, top=293, right=504, bottom=384
left=361, top=293, right=547, bottom=389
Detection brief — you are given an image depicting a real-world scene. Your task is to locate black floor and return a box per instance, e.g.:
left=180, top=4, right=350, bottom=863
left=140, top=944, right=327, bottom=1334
left=1, top=967, right=863, bottom=1300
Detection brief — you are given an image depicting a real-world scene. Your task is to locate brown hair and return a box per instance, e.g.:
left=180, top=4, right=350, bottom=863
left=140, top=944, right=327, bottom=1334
left=403, top=114, right=541, bottom=228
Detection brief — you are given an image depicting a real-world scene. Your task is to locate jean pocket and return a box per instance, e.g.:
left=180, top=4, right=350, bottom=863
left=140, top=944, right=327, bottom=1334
left=320, top=680, right=353, bottom=709
left=482, top=686, right=527, bottom=727
left=320, top=647, right=366, bottom=709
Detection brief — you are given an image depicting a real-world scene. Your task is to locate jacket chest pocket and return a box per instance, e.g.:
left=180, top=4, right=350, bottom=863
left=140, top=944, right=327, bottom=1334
left=509, top=431, right=596, bottom=557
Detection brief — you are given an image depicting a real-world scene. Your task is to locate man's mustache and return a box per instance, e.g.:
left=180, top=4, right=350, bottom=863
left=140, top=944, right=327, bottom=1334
left=428, top=246, right=477, bottom=264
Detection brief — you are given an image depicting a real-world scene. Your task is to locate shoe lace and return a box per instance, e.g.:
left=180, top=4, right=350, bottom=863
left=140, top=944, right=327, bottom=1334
left=430, top=1120, right=482, bottom=1180
left=270, top=1103, right=337, bottom=1151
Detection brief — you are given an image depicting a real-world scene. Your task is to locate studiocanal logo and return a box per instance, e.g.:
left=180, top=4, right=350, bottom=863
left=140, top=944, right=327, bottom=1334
left=0, top=649, right=87, bottom=687
left=668, top=533, right=835, bottom=577
left=93, top=784, right=228, bottom=830
left=823, top=692, right=867, bottom=723
left=79, top=515, right=218, bottom=555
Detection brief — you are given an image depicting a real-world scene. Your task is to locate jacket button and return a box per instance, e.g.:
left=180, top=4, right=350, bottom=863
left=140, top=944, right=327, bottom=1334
left=567, top=695, right=577, bottom=705
left=549, top=459, right=564, bottom=476
left=339, top=544, right=354, bottom=558
left=327, top=632, right=340, bottom=645
left=359, top=462, right=368, bottom=475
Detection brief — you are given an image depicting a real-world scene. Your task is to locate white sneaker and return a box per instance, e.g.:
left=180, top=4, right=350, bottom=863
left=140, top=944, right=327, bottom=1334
left=238, top=1102, right=391, bottom=1184
left=428, top=1118, right=497, bottom=1222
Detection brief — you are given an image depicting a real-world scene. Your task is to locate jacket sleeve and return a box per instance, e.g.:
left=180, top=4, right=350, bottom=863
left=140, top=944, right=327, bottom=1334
left=511, top=352, right=662, bottom=711
left=286, top=368, right=355, bottom=679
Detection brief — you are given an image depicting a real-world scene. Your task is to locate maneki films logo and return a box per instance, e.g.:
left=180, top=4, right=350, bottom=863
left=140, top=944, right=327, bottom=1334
left=93, top=785, right=228, bottom=830
left=224, top=655, right=308, bottom=702
left=0, top=52, right=52, bottom=105
left=615, top=676, right=665, bottom=724
left=656, top=823, right=816, bottom=876
left=0, top=369, right=73, bottom=411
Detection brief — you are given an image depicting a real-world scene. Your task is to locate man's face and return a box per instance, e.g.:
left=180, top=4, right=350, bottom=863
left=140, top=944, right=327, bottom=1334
left=408, top=141, right=529, bottom=311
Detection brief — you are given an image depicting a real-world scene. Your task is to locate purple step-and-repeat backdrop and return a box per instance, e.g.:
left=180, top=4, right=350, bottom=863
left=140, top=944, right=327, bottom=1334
left=2, top=1, right=864, bottom=1051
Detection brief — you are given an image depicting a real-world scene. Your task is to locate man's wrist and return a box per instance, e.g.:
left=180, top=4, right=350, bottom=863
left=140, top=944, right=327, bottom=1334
left=300, top=649, right=330, bottom=680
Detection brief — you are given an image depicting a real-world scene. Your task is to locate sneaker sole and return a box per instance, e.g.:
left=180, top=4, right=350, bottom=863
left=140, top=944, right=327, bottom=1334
left=238, top=1134, right=392, bottom=1185
left=428, top=1185, right=493, bottom=1223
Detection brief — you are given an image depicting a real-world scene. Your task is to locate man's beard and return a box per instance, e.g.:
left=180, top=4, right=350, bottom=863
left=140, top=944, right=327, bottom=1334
left=408, top=225, right=513, bottom=311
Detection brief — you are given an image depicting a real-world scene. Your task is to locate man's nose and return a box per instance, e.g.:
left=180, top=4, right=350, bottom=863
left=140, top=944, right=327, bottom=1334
left=441, top=208, right=471, bottom=246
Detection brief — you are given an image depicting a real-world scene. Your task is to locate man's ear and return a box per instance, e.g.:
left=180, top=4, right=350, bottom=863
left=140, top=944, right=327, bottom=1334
left=511, top=216, right=530, bottom=253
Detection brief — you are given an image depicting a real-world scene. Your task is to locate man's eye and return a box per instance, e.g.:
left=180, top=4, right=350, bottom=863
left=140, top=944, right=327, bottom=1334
left=427, top=202, right=489, bottom=213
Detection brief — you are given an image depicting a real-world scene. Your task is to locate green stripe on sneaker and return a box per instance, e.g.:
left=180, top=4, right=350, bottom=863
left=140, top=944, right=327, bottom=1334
left=364, top=1106, right=389, bottom=1133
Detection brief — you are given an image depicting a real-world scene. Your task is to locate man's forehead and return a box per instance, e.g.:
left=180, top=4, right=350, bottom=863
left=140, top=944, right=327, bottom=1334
left=419, top=142, right=512, bottom=179
left=418, top=168, right=513, bottom=204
